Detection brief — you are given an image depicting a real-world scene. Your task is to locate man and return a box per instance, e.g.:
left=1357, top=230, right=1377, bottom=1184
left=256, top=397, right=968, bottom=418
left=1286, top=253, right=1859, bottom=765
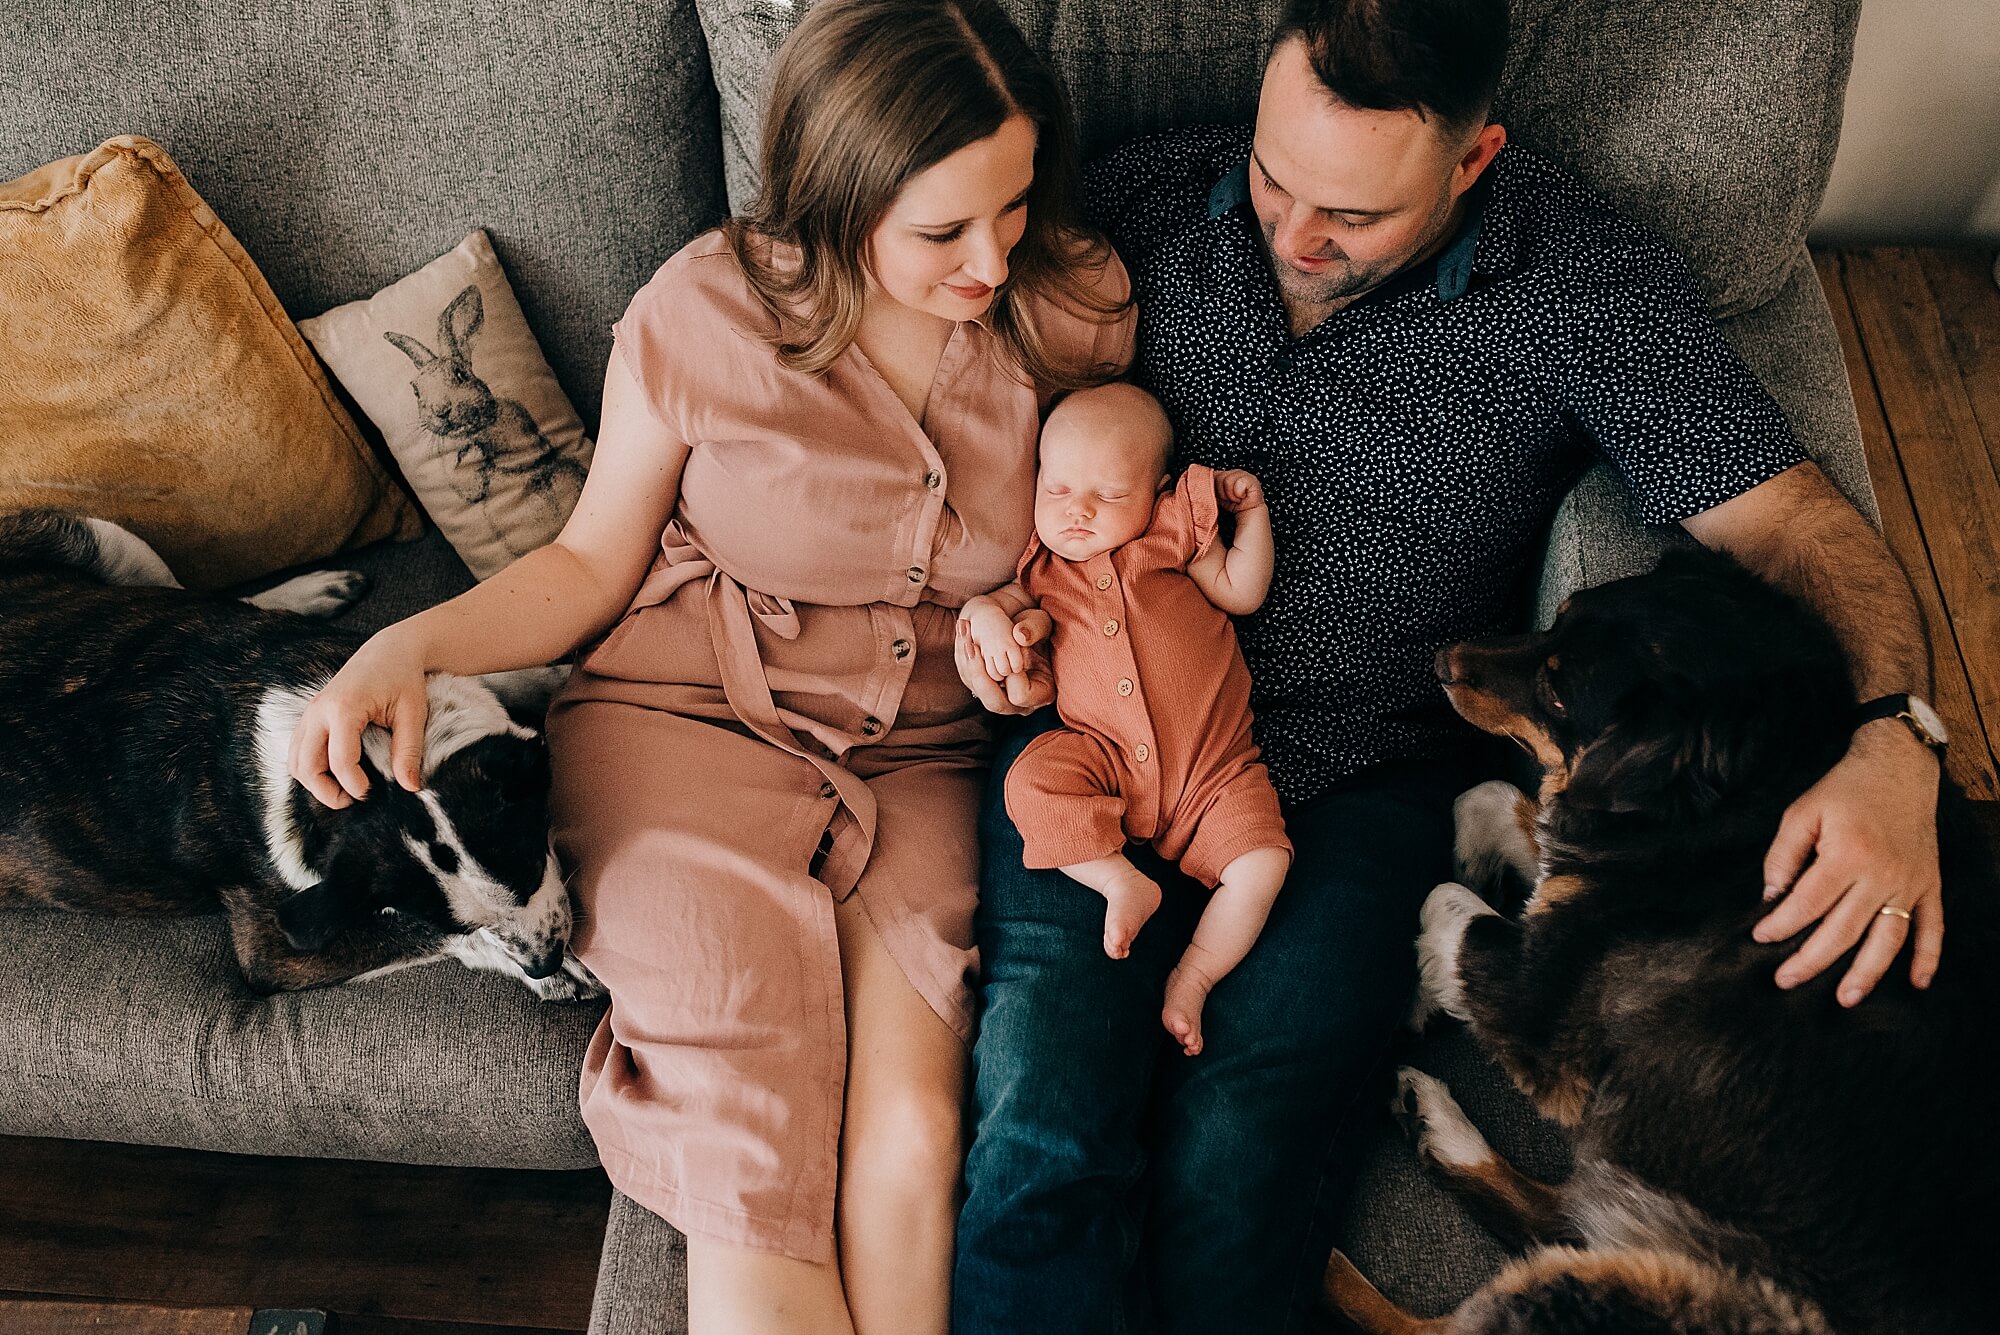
left=952, top=1, right=1945, bottom=1332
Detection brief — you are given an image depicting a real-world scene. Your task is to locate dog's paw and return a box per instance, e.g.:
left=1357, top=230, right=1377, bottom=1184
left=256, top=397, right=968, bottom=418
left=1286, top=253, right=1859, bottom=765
left=245, top=570, right=370, bottom=618
left=1392, top=1067, right=1494, bottom=1173
left=526, top=951, right=607, bottom=1003
left=1454, top=780, right=1537, bottom=891
left=1411, top=882, right=1498, bottom=1029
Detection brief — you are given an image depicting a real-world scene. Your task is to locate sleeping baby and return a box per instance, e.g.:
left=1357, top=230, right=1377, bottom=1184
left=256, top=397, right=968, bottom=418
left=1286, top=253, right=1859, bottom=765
left=958, top=382, right=1293, bottom=1055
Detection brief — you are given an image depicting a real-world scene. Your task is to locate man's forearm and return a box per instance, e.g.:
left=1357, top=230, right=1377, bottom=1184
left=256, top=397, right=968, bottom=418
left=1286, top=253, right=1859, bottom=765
left=1690, top=464, right=1929, bottom=703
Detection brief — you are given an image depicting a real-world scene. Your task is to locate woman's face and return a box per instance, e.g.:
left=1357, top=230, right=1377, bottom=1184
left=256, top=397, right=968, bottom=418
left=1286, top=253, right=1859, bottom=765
left=866, top=113, right=1037, bottom=323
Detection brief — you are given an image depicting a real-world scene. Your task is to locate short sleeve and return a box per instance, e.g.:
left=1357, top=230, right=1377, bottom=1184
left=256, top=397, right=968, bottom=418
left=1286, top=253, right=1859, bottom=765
left=1172, top=462, right=1220, bottom=567
left=1557, top=241, right=1806, bottom=525
left=609, top=230, right=740, bottom=443
left=1033, top=244, right=1137, bottom=407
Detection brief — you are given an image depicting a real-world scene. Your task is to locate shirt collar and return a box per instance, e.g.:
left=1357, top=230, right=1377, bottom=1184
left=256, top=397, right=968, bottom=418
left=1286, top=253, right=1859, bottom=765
left=1206, top=150, right=1501, bottom=305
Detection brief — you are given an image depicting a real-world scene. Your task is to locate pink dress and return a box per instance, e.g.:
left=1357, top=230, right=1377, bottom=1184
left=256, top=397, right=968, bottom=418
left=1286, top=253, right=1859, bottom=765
left=546, top=229, right=1134, bottom=1262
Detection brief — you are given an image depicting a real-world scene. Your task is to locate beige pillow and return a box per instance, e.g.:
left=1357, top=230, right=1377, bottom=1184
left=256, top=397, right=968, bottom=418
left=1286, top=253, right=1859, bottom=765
left=300, top=230, right=594, bottom=579
left=0, top=135, right=420, bottom=589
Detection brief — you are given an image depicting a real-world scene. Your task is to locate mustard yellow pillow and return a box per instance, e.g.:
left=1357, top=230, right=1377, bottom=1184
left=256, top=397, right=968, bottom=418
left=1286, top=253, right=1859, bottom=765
left=0, top=136, right=419, bottom=589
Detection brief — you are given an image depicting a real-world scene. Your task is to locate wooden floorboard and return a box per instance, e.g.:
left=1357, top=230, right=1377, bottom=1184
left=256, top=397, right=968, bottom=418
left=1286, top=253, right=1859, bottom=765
left=1815, top=251, right=2000, bottom=798
left=0, top=1137, right=608, bottom=1332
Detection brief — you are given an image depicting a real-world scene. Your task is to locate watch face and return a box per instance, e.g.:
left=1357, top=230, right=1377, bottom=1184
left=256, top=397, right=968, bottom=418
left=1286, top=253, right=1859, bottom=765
left=1908, top=697, right=1950, bottom=746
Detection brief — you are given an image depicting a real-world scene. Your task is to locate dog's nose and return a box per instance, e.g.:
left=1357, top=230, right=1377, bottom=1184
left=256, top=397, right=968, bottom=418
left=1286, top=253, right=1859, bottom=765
left=1434, top=648, right=1469, bottom=686
left=520, top=947, right=565, bottom=979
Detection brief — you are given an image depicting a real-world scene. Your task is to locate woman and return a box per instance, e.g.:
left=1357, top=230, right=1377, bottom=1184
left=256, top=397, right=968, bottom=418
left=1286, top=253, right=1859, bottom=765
left=288, top=1, right=1132, bottom=1330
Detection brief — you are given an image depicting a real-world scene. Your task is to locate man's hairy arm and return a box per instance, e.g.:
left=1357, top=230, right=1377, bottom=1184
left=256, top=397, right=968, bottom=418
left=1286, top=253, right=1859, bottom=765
left=1684, top=461, right=1943, bottom=1004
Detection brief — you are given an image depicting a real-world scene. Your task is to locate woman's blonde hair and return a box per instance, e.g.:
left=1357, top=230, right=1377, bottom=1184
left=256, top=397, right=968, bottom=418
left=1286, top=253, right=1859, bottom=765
left=723, top=0, right=1130, bottom=390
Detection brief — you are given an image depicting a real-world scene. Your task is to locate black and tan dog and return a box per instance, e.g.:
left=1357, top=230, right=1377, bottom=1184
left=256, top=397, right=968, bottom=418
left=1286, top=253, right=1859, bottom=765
left=0, top=507, right=601, bottom=1000
left=1325, top=550, right=1996, bottom=1335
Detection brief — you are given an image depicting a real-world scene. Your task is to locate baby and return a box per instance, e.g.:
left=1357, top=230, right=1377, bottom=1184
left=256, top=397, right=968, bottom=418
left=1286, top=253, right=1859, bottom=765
left=959, top=382, right=1293, bottom=1055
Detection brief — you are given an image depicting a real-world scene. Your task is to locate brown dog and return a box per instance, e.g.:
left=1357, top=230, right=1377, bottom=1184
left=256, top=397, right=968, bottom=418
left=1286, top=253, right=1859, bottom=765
left=1324, top=550, right=1995, bottom=1335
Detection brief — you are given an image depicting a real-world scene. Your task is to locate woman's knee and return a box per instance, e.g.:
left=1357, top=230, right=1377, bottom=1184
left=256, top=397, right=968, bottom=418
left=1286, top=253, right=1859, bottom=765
left=842, top=1085, right=963, bottom=1204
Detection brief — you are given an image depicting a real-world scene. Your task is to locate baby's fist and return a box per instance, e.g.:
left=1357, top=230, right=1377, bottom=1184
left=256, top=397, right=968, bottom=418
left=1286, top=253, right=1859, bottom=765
left=1215, top=469, right=1266, bottom=514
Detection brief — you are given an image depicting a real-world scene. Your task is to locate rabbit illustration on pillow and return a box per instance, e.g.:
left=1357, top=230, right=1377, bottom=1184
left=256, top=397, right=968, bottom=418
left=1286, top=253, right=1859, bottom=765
left=384, top=285, right=588, bottom=555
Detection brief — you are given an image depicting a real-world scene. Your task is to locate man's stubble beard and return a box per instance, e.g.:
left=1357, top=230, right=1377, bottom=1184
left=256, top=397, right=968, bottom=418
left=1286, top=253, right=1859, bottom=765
left=1260, top=186, right=1460, bottom=325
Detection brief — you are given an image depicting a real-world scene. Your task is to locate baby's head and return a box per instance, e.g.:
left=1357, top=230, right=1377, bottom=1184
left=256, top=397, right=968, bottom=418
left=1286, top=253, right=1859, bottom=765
left=1034, top=383, right=1174, bottom=562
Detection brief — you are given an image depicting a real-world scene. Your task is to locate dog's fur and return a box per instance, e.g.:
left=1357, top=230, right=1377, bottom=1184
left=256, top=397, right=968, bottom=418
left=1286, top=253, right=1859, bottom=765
left=1326, top=549, right=1998, bottom=1335
left=0, top=508, right=601, bottom=1000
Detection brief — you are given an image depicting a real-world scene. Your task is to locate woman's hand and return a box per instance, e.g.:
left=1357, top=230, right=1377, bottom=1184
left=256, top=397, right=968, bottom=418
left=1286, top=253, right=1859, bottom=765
left=955, top=616, right=1053, bottom=715
left=288, top=629, right=432, bottom=807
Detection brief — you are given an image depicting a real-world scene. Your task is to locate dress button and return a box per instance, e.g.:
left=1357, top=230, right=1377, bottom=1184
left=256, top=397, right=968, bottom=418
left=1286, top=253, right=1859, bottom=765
left=1117, top=678, right=1133, bottom=696
left=1135, top=743, right=1150, bottom=763
left=907, top=566, right=925, bottom=584
left=819, top=781, right=838, bottom=800
left=925, top=469, right=942, bottom=490
left=1102, top=618, right=1119, bottom=636
left=861, top=716, right=883, bottom=737
left=891, top=638, right=912, bottom=660
left=1095, top=573, right=1113, bottom=591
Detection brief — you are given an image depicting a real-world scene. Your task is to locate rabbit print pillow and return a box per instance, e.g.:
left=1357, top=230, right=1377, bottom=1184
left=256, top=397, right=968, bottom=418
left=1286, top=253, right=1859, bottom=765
left=300, top=230, right=592, bottom=579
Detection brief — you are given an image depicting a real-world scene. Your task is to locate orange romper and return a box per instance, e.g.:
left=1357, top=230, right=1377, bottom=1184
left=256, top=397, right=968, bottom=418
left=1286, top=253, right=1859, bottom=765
left=1004, top=463, right=1291, bottom=888
left=546, top=229, right=1134, bottom=1263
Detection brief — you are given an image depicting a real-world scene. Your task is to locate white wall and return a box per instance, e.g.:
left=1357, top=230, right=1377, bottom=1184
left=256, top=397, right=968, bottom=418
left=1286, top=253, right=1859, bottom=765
left=1810, top=0, right=2000, bottom=245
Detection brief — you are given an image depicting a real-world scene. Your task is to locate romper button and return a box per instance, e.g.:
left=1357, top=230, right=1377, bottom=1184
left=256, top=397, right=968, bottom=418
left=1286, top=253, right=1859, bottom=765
left=891, top=638, right=912, bottom=660
left=1102, top=618, right=1119, bottom=636
left=1135, top=743, right=1150, bottom=763
left=907, top=566, right=925, bottom=584
left=1095, top=574, right=1113, bottom=591
left=861, top=716, right=883, bottom=737
left=819, top=782, right=838, bottom=800
left=925, top=469, right=942, bottom=490
left=1117, top=678, right=1133, bottom=696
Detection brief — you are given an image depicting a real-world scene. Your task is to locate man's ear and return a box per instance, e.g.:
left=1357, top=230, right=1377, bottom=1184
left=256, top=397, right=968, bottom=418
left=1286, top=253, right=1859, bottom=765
left=274, top=849, right=375, bottom=951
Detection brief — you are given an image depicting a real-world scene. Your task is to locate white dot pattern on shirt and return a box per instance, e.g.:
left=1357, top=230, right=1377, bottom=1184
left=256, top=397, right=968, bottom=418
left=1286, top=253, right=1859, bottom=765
left=1086, top=126, right=1805, bottom=805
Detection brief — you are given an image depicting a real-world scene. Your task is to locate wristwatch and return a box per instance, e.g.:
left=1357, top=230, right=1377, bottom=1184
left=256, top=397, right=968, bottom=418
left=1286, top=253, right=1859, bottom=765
left=1852, top=693, right=1950, bottom=753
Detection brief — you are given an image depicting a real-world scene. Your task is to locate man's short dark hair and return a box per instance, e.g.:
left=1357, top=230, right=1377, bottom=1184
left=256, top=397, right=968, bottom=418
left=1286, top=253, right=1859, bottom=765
left=1272, top=0, right=1510, bottom=137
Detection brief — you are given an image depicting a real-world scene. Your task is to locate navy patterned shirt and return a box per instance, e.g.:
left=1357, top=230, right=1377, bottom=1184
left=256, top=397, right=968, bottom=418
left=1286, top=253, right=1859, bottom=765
left=1085, top=126, right=1805, bottom=805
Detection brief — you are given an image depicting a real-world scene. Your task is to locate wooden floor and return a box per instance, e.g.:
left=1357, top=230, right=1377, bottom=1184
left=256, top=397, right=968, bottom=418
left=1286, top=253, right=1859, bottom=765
left=0, top=247, right=1994, bottom=1334
left=1817, top=248, right=2000, bottom=800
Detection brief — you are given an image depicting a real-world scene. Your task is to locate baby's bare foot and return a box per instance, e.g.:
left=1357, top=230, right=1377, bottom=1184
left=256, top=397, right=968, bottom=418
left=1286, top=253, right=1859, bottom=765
left=1163, top=948, right=1224, bottom=1055
left=1100, top=866, right=1162, bottom=959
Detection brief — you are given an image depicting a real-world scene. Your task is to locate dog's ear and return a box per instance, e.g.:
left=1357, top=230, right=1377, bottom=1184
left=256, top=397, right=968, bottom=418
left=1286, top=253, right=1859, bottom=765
left=1567, top=696, right=1763, bottom=817
left=274, top=850, right=375, bottom=951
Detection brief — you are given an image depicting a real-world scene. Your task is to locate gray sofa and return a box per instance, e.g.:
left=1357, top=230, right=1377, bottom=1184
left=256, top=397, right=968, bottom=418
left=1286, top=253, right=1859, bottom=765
left=0, top=1, right=1871, bottom=1329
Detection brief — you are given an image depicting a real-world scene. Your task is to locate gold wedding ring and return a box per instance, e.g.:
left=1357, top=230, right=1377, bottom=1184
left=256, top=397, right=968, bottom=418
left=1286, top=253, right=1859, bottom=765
left=1877, top=904, right=1913, bottom=921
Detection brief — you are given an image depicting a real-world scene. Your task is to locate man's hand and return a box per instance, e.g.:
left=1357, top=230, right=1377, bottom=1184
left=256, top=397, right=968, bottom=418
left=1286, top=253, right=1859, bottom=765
left=1754, top=721, right=1943, bottom=1006
left=1215, top=469, right=1267, bottom=515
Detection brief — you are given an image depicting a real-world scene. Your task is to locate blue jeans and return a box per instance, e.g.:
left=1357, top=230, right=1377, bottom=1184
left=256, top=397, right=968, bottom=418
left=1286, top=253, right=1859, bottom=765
left=953, top=712, right=1471, bottom=1335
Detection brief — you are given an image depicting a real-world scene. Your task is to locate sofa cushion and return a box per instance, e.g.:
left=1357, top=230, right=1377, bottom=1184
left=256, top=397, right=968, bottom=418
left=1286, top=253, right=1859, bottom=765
left=695, top=0, right=1858, bottom=317
left=0, top=908, right=602, bottom=1168
left=300, top=230, right=595, bottom=580
left=0, top=135, right=420, bottom=590
left=0, top=0, right=729, bottom=429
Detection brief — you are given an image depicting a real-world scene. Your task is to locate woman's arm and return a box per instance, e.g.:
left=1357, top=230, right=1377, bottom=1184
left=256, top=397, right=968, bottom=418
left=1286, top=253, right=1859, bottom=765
left=288, top=350, right=691, bottom=806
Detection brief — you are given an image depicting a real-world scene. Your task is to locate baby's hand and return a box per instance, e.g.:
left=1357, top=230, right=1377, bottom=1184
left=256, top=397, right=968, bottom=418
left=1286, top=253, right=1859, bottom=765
left=1214, top=469, right=1266, bottom=515
left=960, top=597, right=1026, bottom=683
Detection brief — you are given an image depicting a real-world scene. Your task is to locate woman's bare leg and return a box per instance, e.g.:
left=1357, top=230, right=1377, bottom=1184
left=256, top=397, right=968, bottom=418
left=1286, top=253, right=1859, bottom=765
left=833, top=890, right=964, bottom=1335
left=686, top=1237, right=854, bottom=1335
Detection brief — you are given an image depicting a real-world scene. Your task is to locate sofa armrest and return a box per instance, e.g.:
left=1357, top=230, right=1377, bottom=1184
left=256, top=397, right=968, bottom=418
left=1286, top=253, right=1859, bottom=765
left=589, top=1190, right=690, bottom=1335
left=1530, top=244, right=1873, bottom=625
